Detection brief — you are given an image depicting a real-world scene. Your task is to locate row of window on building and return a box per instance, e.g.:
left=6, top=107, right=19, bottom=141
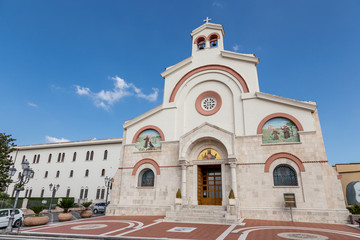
left=44, top=169, right=107, bottom=178
left=16, top=187, right=108, bottom=200
left=16, top=150, right=109, bottom=164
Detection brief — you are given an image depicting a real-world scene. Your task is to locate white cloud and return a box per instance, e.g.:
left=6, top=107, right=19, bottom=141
left=45, top=136, right=70, bottom=143
left=27, top=102, right=38, bottom=107
left=75, top=76, right=159, bottom=110
left=212, top=1, right=223, bottom=8
left=232, top=44, right=240, bottom=52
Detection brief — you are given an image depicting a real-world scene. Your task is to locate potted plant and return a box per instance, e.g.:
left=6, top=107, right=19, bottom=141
left=347, top=204, right=360, bottom=224
left=228, top=189, right=236, bottom=206
left=80, top=202, right=93, bottom=218
left=175, top=188, right=182, bottom=205
left=57, top=198, right=76, bottom=221
left=24, top=206, right=49, bottom=226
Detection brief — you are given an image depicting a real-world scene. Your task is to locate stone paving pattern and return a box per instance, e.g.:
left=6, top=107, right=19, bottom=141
left=18, top=216, right=360, bottom=240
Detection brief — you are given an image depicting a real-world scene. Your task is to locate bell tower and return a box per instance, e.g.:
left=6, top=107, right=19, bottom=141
left=190, top=17, right=225, bottom=56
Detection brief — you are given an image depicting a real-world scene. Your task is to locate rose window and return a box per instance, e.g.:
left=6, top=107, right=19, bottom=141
left=201, top=97, right=217, bottom=111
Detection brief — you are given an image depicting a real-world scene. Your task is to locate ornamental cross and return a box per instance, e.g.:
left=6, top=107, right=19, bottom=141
left=203, top=17, right=212, bottom=23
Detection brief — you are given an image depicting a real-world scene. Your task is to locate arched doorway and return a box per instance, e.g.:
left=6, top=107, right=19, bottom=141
left=197, top=148, right=222, bottom=205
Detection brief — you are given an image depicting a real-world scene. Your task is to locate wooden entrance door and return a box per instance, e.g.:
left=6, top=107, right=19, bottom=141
left=198, top=166, right=222, bottom=205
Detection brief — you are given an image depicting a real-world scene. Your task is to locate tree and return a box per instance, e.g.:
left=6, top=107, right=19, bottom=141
left=0, top=133, right=16, bottom=192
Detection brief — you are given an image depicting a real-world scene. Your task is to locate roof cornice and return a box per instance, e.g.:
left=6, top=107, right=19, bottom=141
left=221, top=50, right=260, bottom=65
left=161, top=56, right=193, bottom=78
left=14, top=138, right=123, bottom=150
left=253, top=92, right=317, bottom=112
left=190, top=23, right=225, bottom=37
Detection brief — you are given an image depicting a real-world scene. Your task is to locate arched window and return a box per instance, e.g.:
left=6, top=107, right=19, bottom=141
left=80, top=188, right=84, bottom=199
left=139, top=169, right=155, bottom=187
left=85, top=169, right=89, bottom=177
left=25, top=189, right=28, bottom=198
left=10, top=156, right=12, bottom=161
left=37, top=154, right=40, bottom=163
left=57, top=153, right=61, bottom=162
left=84, top=188, right=88, bottom=199
left=209, top=34, right=218, bottom=47
left=73, top=152, right=77, bottom=162
left=86, top=151, right=90, bottom=161
left=69, top=170, right=73, bottom=178
left=61, top=153, right=65, bottom=162
left=66, top=188, right=71, bottom=198
left=104, top=150, right=108, bottom=160
left=29, top=188, right=32, bottom=198
left=262, top=117, right=300, bottom=144
left=44, top=171, right=48, bottom=178
left=197, top=37, right=206, bottom=50
left=90, top=151, right=94, bottom=160
left=273, top=165, right=298, bottom=186
left=18, top=172, right=21, bottom=179
left=56, top=171, right=60, bottom=178
left=96, top=188, right=100, bottom=199
left=40, top=188, right=44, bottom=198
left=101, top=169, right=105, bottom=177
left=33, top=155, right=36, bottom=163
left=48, top=154, right=52, bottom=163
left=22, top=155, right=25, bottom=163
left=101, top=188, right=105, bottom=199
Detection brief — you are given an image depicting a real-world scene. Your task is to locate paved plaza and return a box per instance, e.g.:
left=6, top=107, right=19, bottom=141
left=1, top=216, right=360, bottom=240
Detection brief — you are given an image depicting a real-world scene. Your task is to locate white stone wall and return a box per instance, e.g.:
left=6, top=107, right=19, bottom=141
left=7, top=139, right=122, bottom=203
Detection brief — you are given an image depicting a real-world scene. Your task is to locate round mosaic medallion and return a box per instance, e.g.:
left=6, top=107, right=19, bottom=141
left=201, top=97, right=217, bottom=111
left=277, top=232, right=329, bottom=240
left=195, top=91, right=222, bottom=116
left=71, top=224, right=108, bottom=230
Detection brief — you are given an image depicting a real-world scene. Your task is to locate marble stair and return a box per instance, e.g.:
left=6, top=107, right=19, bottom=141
left=164, top=205, right=240, bottom=224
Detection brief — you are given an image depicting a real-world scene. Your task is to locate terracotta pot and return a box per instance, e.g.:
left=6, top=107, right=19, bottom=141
left=24, top=216, right=50, bottom=226
left=229, top=199, right=236, bottom=206
left=58, top=213, right=73, bottom=222
left=175, top=198, right=182, bottom=205
left=80, top=209, right=93, bottom=218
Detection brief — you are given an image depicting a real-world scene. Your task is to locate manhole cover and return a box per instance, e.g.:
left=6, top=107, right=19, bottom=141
left=71, top=224, right=108, bottom=230
left=278, top=232, right=329, bottom=240
left=167, top=227, right=197, bottom=233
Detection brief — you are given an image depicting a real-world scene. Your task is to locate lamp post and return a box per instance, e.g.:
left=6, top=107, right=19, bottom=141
left=104, top=176, right=113, bottom=211
left=48, top=183, right=60, bottom=213
left=5, top=159, right=34, bottom=232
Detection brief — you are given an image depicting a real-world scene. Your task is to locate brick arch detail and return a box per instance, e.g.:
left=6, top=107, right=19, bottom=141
left=132, top=159, right=160, bottom=175
left=256, top=112, right=304, bottom=134
left=132, top=125, right=165, bottom=143
left=169, top=64, right=249, bottom=102
left=193, top=35, right=207, bottom=44
left=208, top=32, right=221, bottom=40
left=264, top=152, right=305, bottom=173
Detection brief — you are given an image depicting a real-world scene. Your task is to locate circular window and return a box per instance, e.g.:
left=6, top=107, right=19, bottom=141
left=195, top=91, right=222, bottom=116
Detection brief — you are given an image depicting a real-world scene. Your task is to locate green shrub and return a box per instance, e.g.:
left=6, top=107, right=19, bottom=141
left=176, top=189, right=181, bottom=198
left=57, top=198, right=76, bottom=213
left=30, top=206, right=43, bottom=216
left=82, top=202, right=92, bottom=210
left=347, top=204, right=360, bottom=214
left=228, top=189, right=235, bottom=199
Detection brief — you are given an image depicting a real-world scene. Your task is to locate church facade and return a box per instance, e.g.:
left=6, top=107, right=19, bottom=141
left=107, top=22, right=348, bottom=223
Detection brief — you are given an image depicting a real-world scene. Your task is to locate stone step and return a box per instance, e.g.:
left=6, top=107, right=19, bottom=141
left=165, top=215, right=238, bottom=225
left=166, top=211, right=225, bottom=218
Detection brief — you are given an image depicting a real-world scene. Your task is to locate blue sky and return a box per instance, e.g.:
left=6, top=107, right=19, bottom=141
left=0, top=1, right=359, bottom=165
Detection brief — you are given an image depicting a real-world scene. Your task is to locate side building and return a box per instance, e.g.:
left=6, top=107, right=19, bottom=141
left=333, top=163, right=360, bottom=206
left=8, top=138, right=122, bottom=203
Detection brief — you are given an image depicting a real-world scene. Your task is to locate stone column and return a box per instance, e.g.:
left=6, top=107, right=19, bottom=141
left=230, top=163, right=237, bottom=197
left=181, top=165, right=187, bottom=203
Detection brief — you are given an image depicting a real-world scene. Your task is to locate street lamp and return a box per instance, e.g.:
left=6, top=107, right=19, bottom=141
left=48, top=183, right=60, bottom=213
left=6, top=159, right=34, bottom=232
left=104, top=176, right=113, bottom=211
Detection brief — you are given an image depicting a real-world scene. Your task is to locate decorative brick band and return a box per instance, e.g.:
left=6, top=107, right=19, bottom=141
left=193, top=35, right=207, bottom=44
left=257, top=113, right=304, bottom=134
left=132, top=125, right=165, bottom=143
left=208, top=32, right=221, bottom=40
left=169, top=64, right=249, bottom=102
left=264, top=152, right=305, bottom=172
left=132, top=159, right=160, bottom=175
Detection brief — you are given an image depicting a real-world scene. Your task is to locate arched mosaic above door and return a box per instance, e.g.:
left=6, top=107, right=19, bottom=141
left=197, top=148, right=221, bottom=160
left=135, top=129, right=162, bottom=152
left=262, top=118, right=300, bottom=144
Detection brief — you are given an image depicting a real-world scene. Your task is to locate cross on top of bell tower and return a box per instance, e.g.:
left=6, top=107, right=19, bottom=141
left=203, top=17, right=212, bottom=24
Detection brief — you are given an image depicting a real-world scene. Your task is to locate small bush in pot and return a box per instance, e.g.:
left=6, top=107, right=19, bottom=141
left=24, top=206, right=49, bottom=226
left=57, top=198, right=76, bottom=221
left=80, top=202, right=93, bottom=218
